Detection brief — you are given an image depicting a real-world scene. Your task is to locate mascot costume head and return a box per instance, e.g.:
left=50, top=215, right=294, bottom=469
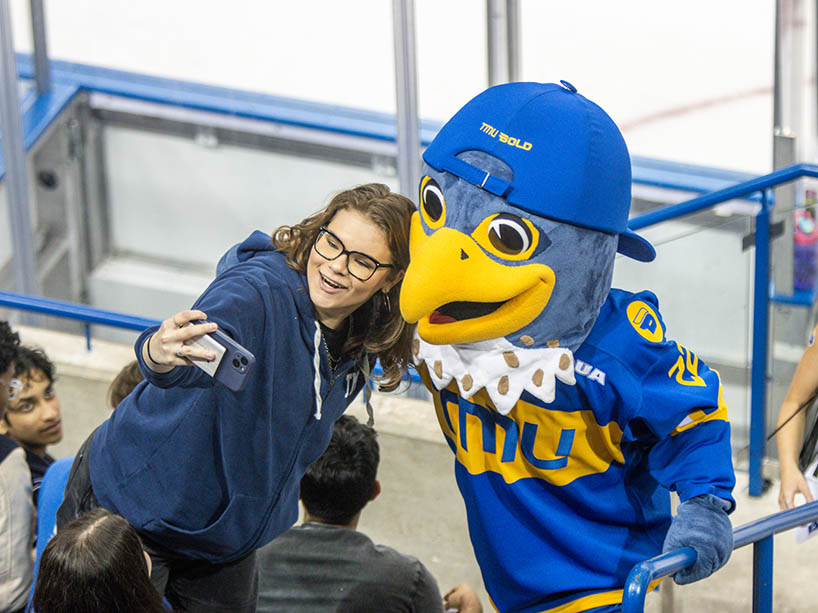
left=400, top=80, right=655, bottom=413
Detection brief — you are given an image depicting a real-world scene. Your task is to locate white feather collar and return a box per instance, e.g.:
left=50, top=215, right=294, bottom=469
left=412, top=333, right=576, bottom=415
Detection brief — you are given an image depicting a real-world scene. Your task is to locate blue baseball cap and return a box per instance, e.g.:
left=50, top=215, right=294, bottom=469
left=422, top=81, right=655, bottom=262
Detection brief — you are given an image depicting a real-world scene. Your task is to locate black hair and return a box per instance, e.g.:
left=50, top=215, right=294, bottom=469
left=300, top=415, right=380, bottom=526
left=32, top=508, right=166, bottom=613
left=0, top=321, right=20, bottom=375
left=11, top=344, right=55, bottom=383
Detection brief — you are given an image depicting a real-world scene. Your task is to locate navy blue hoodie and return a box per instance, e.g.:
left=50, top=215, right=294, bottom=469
left=89, top=231, right=367, bottom=563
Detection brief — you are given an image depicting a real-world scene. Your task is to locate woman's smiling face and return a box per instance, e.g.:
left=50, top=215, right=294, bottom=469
left=306, top=208, right=400, bottom=329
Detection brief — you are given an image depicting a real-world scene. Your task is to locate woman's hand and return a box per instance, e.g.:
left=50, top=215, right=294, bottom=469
left=443, top=583, right=483, bottom=613
left=142, top=310, right=218, bottom=372
left=779, top=463, right=815, bottom=510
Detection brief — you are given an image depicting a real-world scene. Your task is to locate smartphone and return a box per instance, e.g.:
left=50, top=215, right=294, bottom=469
left=186, top=323, right=256, bottom=392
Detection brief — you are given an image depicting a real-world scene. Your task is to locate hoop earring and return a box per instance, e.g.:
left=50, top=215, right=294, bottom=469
left=381, top=290, right=391, bottom=313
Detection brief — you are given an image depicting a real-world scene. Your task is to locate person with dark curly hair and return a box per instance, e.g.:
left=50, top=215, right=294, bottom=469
left=0, top=321, right=33, bottom=613
left=0, top=321, right=21, bottom=417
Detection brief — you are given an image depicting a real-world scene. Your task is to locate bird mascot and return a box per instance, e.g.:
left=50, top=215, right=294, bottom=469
left=399, top=81, right=735, bottom=613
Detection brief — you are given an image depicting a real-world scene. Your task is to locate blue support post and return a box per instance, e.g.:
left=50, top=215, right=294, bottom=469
left=84, top=323, right=91, bottom=351
left=752, top=535, right=774, bottom=612
left=749, top=190, right=771, bottom=496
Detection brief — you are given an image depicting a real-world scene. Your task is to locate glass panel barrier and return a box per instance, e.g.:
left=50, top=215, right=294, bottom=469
left=83, top=106, right=400, bottom=343
left=103, top=125, right=398, bottom=269
left=614, top=208, right=755, bottom=456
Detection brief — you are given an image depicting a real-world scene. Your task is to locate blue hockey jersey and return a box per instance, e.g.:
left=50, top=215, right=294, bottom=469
left=419, top=289, right=735, bottom=613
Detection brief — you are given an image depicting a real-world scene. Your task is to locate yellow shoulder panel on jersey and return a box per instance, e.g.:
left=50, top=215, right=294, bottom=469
left=671, top=371, right=730, bottom=436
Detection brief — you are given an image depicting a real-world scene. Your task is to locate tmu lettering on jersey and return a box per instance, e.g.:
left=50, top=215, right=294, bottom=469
left=435, top=387, right=624, bottom=486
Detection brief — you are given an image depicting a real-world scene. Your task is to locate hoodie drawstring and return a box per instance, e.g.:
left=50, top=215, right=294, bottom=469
left=362, top=357, right=374, bottom=427
left=312, top=322, right=323, bottom=420
left=314, top=322, right=374, bottom=425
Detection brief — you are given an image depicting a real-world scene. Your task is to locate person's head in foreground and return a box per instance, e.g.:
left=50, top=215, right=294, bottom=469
left=32, top=507, right=166, bottom=613
left=107, top=360, right=144, bottom=410
left=300, top=414, right=380, bottom=527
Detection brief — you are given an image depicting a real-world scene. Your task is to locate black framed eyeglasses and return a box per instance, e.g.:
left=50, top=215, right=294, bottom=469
left=313, top=227, right=394, bottom=281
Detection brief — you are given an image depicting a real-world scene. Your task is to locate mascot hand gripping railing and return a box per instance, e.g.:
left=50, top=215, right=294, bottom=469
left=399, top=81, right=735, bottom=613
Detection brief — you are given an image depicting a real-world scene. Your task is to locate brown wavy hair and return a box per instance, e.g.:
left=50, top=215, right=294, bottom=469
left=273, top=183, right=416, bottom=392
left=108, top=360, right=144, bottom=409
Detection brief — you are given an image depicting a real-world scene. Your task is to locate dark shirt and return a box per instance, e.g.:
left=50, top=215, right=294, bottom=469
left=319, top=319, right=349, bottom=367
left=24, top=449, right=54, bottom=507
left=257, top=522, right=444, bottom=613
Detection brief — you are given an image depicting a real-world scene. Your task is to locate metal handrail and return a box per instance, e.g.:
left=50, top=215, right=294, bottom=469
left=621, top=163, right=818, bottom=613
left=0, top=290, right=158, bottom=350
left=629, top=162, right=818, bottom=229
left=629, top=162, right=818, bottom=498
left=0, top=290, right=413, bottom=383
left=622, top=500, right=818, bottom=613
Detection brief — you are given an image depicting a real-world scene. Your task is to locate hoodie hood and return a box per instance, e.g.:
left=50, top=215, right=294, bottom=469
left=216, top=230, right=279, bottom=275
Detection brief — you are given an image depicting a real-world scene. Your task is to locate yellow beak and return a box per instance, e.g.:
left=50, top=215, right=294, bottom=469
left=399, top=212, right=555, bottom=345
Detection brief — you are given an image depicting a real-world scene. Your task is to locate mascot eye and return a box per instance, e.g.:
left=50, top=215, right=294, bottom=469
left=419, top=176, right=446, bottom=229
left=471, top=213, right=540, bottom=261
left=487, top=214, right=532, bottom=255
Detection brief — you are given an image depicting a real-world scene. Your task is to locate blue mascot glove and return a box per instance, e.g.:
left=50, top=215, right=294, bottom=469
left=661, top=494, right=733, bottom=585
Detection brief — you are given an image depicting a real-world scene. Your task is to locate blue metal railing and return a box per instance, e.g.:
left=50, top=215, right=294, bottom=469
left=0, top=290, right=414, bottom=384
left=630, top=162, right=818, bottom=498
left=0, top=290, right=158, bottom=350
left=622, top=500, right=818, bottom=612
left=619, top=163, right=818, bottom=612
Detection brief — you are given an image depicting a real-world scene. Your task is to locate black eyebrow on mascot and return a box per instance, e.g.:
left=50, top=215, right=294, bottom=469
left=400, top=80, right=735, bottom=613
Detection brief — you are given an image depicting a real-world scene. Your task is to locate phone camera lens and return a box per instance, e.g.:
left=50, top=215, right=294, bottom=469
left=240, top=356, right=248, bottom=365
left=232, top=358, right=241, bottom=368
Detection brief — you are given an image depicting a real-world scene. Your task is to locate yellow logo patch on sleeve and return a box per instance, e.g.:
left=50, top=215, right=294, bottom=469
left=626, top=300, right=664, bottom=343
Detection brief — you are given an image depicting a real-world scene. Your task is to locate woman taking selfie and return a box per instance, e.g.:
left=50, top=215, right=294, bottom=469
left=57, top=183, right=415, bottom=612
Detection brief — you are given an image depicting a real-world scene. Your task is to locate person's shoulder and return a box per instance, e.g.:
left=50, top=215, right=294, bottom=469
left=589, top=289, right=664, bottom=338
left=0, top=433, right=18, bottom=457
left=0, top=439, right=30, bottom=493
left=370, top=542, right=442, bottom=606
left=582, top=289, right=673, bottom=370
left=371, top=541, right=428, bottom=571
left=204, top=248, right=307, bottom=316
left=23, top=448, right=53, bottom=479
left=217, top=248, right=302, bottom=294
left=257, top=524, right=306, bottom=552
